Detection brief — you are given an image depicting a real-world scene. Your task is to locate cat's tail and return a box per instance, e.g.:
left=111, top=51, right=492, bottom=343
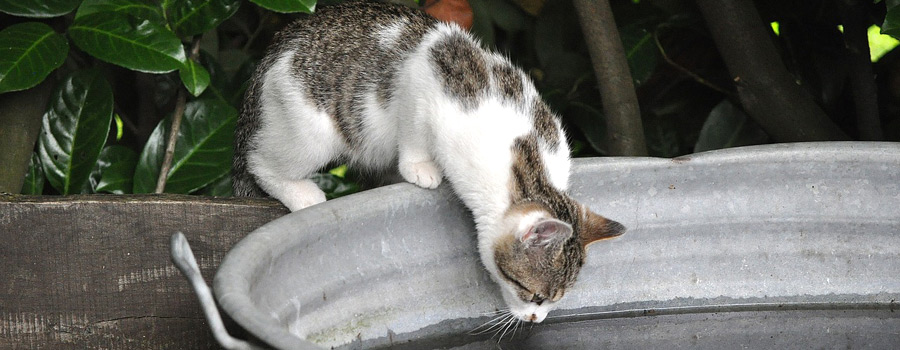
left=232, top=72, right=268, bottom=198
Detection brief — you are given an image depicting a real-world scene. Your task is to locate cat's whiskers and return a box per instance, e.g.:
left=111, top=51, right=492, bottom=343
left=469, top=310, right=513, bottom=335
left=480, top=309, right=507, bottom=316
left=469, top=309, right=528, bottom=342
left=490, top=313, right=515, bottom=338
left=495, top=314, right=521, bottom=343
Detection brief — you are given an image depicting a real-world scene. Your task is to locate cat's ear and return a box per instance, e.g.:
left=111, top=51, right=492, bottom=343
left=519, top=218, right=573, bottom=247
left=580, top=210, right=626, bottom=248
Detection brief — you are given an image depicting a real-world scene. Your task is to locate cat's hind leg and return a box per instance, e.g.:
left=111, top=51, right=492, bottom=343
left=255, top=176, right=326, bottom=212
left=249, top=137, right=340, bottom=212
left=248, top=111, right=343, bottom=212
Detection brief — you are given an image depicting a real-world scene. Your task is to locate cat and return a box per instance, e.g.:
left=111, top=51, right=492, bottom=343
left=233, top=0, right=625, bottom=324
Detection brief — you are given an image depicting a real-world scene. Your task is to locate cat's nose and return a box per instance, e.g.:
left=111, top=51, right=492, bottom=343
left=527, top=313, right=538, bottom=322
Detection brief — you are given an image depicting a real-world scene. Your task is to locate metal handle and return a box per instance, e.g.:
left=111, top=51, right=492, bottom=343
left=170, top=232, right=263, bottom=350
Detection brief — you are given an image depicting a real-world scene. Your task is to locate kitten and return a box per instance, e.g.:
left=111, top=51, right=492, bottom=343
left=233, top=1, right=625, bottom=323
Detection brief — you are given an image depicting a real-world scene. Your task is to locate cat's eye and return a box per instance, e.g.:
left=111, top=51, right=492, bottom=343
left=498, top=268, right=530, bottom=292
left=530, top=294, right=546, bottom=305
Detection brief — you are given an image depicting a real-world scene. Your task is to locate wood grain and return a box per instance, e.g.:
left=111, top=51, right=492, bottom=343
left=0, top=194, right=289, bottom=349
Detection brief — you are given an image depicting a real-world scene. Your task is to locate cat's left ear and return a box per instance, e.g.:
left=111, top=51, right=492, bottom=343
left=519, top=218, right=573, bottom=247
left=580, top=210, right=626, bottom=248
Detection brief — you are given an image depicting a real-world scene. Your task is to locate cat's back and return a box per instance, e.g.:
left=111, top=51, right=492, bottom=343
left=274, top=1, right=437, bottom=86
left=264, top=1, right=439, bottom=151
left=233, top=1, right=445, bottom=198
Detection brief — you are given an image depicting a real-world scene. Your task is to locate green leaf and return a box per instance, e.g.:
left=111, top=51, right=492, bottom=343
left=199, top=50, right=255, bottom=106
left=567, top=101, right=608, bottom=155
left=869, top=24, right=900, bottom=62
left=620, top=24, right=658, bottom=87
left=21, top=152, right=45, bottom=195
left=0, top=0, right=80, bottom=18
left=90, top=145, right=137, bottom=194
left=198, top=51, right=231, bottom=103
left=69, top=12, right=187, bottom=73
left=481, top=0, right=526, bottom=33
left=75, top=0, right=166, bottom=22
left=201, top=173, right=233, bottom=196
left=167, top=0, right=241, bottom=37
left=310, top=173, right=360, bottom=200
left=694, top=100, right=770, bottom=152
left=250, top=0, right=316, bottom=13
left=883, top=0, right=900, bottom=39
left=0, top=22, right=69, bottom=94
left=38, top=69, right=114, bottom=195
left=468, top=0, right=496, bottom=47
left=179, top=59, right=211, bottom=96
left=133, top=99, right=237, bottom=194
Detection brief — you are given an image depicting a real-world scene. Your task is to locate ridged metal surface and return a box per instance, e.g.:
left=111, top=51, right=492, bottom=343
left=213, top=142, right=900, bottom=349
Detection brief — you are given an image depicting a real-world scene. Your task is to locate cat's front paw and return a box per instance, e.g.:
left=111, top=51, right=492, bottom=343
left=400, top=161, right=442, bottom=189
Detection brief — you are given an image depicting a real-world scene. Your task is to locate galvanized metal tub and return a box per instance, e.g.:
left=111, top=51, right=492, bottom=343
left=210, top=142, right=900, bottom=349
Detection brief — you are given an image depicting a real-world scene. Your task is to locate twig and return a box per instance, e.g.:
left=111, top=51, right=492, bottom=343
left=573, top=0, right=648, bottom=156
left=652, top=29, right=735, bottom=97
left=155, top=36, right=202, bottom=193
left=154, top=89, right=188, bottom=193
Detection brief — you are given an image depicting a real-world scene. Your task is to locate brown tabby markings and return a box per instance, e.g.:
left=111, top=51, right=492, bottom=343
left=492, top=62, right=524, bottom=104
left=494, top=135, right=626, bottom=304
left=429, top=34, right=489, bottom=109
left=496, top=135, right=585, bottom=298
left=509, top=135, right=578, bottom=225
left=290, top=2, right=436, bottom=148
left=492, top=222, right=573, bottom=303
left=531, top=101, right=560, bottom=149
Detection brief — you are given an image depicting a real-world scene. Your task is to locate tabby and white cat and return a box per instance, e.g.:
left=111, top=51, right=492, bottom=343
left=233, top=1, right=625, bottom=323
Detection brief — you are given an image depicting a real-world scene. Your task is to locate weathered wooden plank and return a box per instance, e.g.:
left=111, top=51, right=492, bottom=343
left=0, top=194, right=289, bottom=349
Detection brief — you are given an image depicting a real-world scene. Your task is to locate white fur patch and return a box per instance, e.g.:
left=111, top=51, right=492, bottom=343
left=376, top=19, right=408, bottom=48
left=250, top=51, right=345, bottom=211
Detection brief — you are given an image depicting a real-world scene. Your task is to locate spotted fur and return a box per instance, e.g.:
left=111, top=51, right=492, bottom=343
left=491, top=62, right=524, bottom=104
left=429, top=34, right=489, bottom=109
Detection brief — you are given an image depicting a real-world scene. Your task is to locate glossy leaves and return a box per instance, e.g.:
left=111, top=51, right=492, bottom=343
left=38, top=69, right=114, bottom=195
left=167, top=0, right=241, bottom=37
left=250, top=0, right=316, bottom=14
left=179, top=59, right=211, bottom=96
left=21, top=152, right=45, bottom=195
left=0, top=22, right=68, bottom=93
left=695, top=100, right=770, bottom=152
left=90, top=145, right=138, bottom=194
left=0, top=0, right=80, bottom=18
left=75, top=0, right=167, bottom=22
left=883, top=0, right=900, bottom=39
left=69, top=12, right=187, bottom=73
left=134, top=99, right=237, bottom=194
left=310, top=173, right=360, bottom=200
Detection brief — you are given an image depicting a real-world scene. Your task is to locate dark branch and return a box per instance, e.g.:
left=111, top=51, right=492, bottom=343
left=695, top=0, right=850, bottom=142
left=839, top=0, right=883, bottom=140
left=573, top=0, right=648, bottom=156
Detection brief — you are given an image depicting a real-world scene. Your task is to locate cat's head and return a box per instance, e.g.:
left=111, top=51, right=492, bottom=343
left=489, top=202, right=625, bottom=322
